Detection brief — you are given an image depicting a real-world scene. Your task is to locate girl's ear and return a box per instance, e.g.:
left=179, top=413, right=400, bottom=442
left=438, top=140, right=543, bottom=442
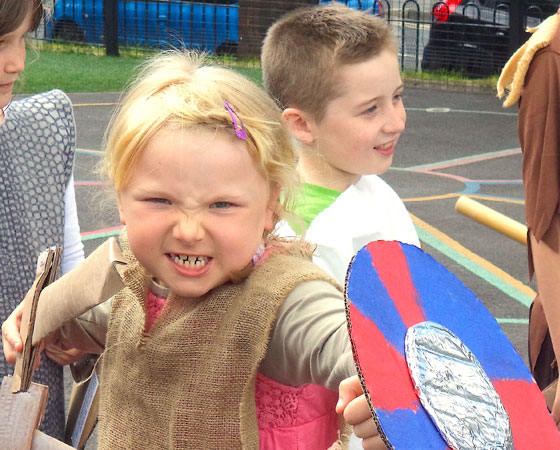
left=264, top=185, right=281, bottom=231
left=281, top=108, right=315, bottom=144
left=116, top=193, right=126, bottom=225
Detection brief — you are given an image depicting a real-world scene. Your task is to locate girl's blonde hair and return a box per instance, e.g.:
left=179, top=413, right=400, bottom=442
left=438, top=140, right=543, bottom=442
left=101, top=51, right=298, bottom=227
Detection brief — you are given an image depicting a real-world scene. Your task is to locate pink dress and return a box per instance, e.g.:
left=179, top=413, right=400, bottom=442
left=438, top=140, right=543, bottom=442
left=255, top=372, right=340, bottom=449
left=145, top=286, right=341, bottom=449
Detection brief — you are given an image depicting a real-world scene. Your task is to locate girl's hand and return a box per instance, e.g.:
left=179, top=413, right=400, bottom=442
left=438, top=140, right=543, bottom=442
left=2, top=302, right=46, bottom=369
left=1, top=302, right=25, bottom=365
left=337, top=375, right=387, bottom=450
left=44, top=331, right=87, bottom=366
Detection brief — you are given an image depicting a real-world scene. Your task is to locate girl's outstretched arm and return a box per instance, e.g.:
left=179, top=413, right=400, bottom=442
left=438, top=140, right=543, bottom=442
left=337, top=375, right=387, bottom=450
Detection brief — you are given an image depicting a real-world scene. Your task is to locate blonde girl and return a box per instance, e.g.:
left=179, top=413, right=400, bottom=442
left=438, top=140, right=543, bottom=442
left=3, top=51, right=380, bottom=449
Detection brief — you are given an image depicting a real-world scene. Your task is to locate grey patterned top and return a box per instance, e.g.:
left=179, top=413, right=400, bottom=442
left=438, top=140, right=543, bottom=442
left=0, top=89, right=76, bottom=439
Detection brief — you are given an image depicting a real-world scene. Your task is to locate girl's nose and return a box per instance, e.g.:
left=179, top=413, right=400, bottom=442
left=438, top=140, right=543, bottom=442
left=173, top=213, right=204, bottom=242
left=5, top=42, right=26, bottom=75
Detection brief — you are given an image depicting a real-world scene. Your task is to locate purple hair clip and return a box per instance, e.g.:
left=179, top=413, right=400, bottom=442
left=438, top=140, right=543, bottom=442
left=224, top=100, right=247, bottom=140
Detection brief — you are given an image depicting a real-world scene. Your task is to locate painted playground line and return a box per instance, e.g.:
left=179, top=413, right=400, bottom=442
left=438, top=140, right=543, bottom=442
left=400, top=146, right=532, bottom=324
left=411, top=214, right=533, bottom=321
left=406, top=106, right=518, bottom=117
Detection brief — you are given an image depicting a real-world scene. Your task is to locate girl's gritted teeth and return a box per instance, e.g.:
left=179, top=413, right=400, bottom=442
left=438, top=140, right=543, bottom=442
left=170, top=254, right=210, bottom=268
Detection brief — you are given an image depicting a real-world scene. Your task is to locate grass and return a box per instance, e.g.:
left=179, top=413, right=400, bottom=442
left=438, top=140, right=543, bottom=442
left=15, top=44, right=495, bottom=95
left=15, top=43, right=263, bottom=95
left=17, top=48, right=143, bottom=94
left=403, top=69, right=499, bottom=93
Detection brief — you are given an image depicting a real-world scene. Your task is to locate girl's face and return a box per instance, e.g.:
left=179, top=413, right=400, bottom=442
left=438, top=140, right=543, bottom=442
left=117, top=127, right=277, bottom=300
left=0, top=10, right=32, bottom=109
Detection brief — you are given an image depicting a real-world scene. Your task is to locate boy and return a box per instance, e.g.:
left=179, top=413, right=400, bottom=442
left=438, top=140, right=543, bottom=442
left=262, top=2, right=420, bottom=284
left=262, top=4, right=419, bottom=447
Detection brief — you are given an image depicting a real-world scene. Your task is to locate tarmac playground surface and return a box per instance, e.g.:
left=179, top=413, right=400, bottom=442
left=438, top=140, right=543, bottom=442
left=65, top=86, right=531, bottom=448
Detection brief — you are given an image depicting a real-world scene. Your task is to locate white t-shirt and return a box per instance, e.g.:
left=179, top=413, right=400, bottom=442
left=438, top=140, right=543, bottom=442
left=277, top=174, right=420, bottom=284
left=62, top=174, right=85, bottom=274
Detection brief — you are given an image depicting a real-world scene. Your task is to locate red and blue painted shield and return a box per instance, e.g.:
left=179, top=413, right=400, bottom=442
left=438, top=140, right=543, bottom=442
left=345, top=240, right=560, bottom=449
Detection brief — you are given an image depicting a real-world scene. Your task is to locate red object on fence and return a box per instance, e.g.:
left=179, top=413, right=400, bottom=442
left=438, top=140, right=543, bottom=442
left=433, top=0, right=463, bottom=22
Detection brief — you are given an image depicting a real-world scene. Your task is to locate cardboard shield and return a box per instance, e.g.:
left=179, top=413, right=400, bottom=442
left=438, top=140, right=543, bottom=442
left=345, top=240, right=560, bottom=449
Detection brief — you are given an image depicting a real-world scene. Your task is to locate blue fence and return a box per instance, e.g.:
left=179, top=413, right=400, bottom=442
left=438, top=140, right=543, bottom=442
left=45, top=0, right=380, bottom=54
left=47, top=0, right=240, bottom=52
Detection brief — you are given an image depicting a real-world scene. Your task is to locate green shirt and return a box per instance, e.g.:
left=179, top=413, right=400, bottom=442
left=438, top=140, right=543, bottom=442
left=289, top=183, right=342, bottom=234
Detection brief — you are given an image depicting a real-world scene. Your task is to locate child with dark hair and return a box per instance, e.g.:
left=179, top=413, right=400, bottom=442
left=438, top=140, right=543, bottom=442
left=0, top=0, right=84, bottom=439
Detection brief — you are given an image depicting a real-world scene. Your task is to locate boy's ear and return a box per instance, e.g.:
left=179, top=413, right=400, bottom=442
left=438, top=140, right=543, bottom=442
left=281, top=107, right=315, bottom=144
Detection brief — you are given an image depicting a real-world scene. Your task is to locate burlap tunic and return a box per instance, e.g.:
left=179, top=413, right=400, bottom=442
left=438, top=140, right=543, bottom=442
left=96, top=242, right=339, bottom=449
left=0, top=90, right=75, bottom=439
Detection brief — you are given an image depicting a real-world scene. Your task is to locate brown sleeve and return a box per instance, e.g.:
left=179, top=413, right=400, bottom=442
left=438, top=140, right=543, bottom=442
left=518, top=42, right=560, bottom=248
left=259, top=279, right=355, bottom=390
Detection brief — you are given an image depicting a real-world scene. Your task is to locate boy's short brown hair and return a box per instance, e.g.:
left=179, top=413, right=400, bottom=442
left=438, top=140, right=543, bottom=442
left=262, top=2, right=395, bottom=121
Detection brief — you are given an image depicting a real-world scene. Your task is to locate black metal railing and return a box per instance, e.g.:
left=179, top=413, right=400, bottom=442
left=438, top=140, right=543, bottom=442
left=33, top=0, right=558, bottom=80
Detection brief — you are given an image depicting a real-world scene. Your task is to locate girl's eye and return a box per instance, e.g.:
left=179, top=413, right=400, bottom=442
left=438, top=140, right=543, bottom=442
left=147, top=198, right=171, bottom=205
left=394, top=92, right=404, bottom=103
left=210, top=201, right=232, bottom=209
left=364, top=105, right=377, bottom=115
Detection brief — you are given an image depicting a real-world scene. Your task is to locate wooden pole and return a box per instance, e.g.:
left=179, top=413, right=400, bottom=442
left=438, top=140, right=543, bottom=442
left=455, top=195, right=527, bottom=245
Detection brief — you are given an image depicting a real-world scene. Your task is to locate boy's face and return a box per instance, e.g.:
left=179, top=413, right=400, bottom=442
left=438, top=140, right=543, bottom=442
left=117, top=127, right=276, bottom=299
left=306, top=49, right=406, bottom=187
